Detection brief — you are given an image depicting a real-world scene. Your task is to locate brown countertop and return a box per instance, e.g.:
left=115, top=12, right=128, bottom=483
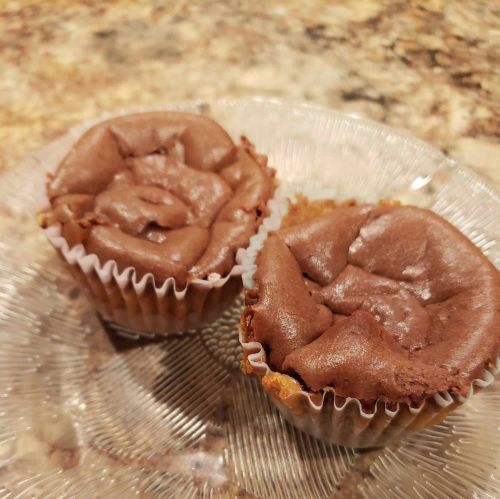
left=0, top=1, right=499, bottom=498
left=0, top=0, right=499, bottom=186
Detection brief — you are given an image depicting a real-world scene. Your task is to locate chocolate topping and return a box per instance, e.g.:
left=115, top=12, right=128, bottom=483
left=42, top=112, right=275, bottom=287
left=249, top=234, right=334, bottom=369
left=245, top=204, right=500, bottom=404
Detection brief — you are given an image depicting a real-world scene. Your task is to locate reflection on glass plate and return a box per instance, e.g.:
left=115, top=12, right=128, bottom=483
left=0, top=98, right=498, bottom=498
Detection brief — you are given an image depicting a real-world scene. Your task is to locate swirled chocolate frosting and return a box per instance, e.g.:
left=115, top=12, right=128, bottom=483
left=244, top=204, right=500, bottom=404
left=41, top=112, right=275, bottom=287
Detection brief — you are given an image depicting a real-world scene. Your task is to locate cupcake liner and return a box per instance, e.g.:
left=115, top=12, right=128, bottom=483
left=44, top=224, right=244, bottom=335
left=38, top=108, right=287, bottom=336
left=239, top=209, right=500, bottom=448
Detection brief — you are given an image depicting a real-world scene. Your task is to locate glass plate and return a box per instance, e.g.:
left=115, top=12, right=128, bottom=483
left=0, top=98, right=499, bottom=499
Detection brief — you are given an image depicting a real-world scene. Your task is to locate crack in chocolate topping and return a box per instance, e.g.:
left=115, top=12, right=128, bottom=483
left=245, top=204, right=500, bottom=404
left=42, top=112, right=275, bottom=287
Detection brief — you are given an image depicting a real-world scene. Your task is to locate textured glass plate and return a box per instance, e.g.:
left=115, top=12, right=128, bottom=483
left=0, top=98, right=499, bottom=498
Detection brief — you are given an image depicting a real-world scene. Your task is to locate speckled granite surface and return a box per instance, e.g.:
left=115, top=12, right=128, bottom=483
left=0, top=1, right=499, bottom=498
left=0, top=0, right=499, bottom=185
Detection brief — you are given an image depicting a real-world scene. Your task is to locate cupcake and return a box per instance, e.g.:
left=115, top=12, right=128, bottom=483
left=240, top=197, right=500, bottom=448
left=39, top=111, right=276, bottom=335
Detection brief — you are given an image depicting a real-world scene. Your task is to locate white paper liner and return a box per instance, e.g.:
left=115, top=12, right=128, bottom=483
left=45, top=225, right=244, bottom=296
left=38, top=109, right=287, bottom=335
left=239, top=209, right=500, bottom=448
left=43, top=225, right=241, bottom=335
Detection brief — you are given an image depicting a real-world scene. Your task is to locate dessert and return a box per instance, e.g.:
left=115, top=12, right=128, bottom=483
left=241, top=198, right=500, bottom=446
left=40, top=111, right=276, bottom=334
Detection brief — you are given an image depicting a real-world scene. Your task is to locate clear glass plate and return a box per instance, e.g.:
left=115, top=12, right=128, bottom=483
left=0, top=97, right=499, bottom=498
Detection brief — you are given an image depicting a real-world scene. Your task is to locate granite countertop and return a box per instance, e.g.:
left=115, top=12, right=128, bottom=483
left=0, top=1, right=499, bottom=498
left=0, top=0, right=499, bottom=186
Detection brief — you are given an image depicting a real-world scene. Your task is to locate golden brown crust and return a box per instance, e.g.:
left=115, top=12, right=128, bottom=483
left=281, top=195, right=400, bottom=229
left=280, top=195, right=355, bottom=228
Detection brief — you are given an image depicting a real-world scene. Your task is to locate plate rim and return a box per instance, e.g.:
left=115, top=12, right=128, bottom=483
left=5, top=96, right=498, bottom=204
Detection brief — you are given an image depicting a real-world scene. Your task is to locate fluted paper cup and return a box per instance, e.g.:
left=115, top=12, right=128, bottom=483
left=43, top=223, right=245, bottom=336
